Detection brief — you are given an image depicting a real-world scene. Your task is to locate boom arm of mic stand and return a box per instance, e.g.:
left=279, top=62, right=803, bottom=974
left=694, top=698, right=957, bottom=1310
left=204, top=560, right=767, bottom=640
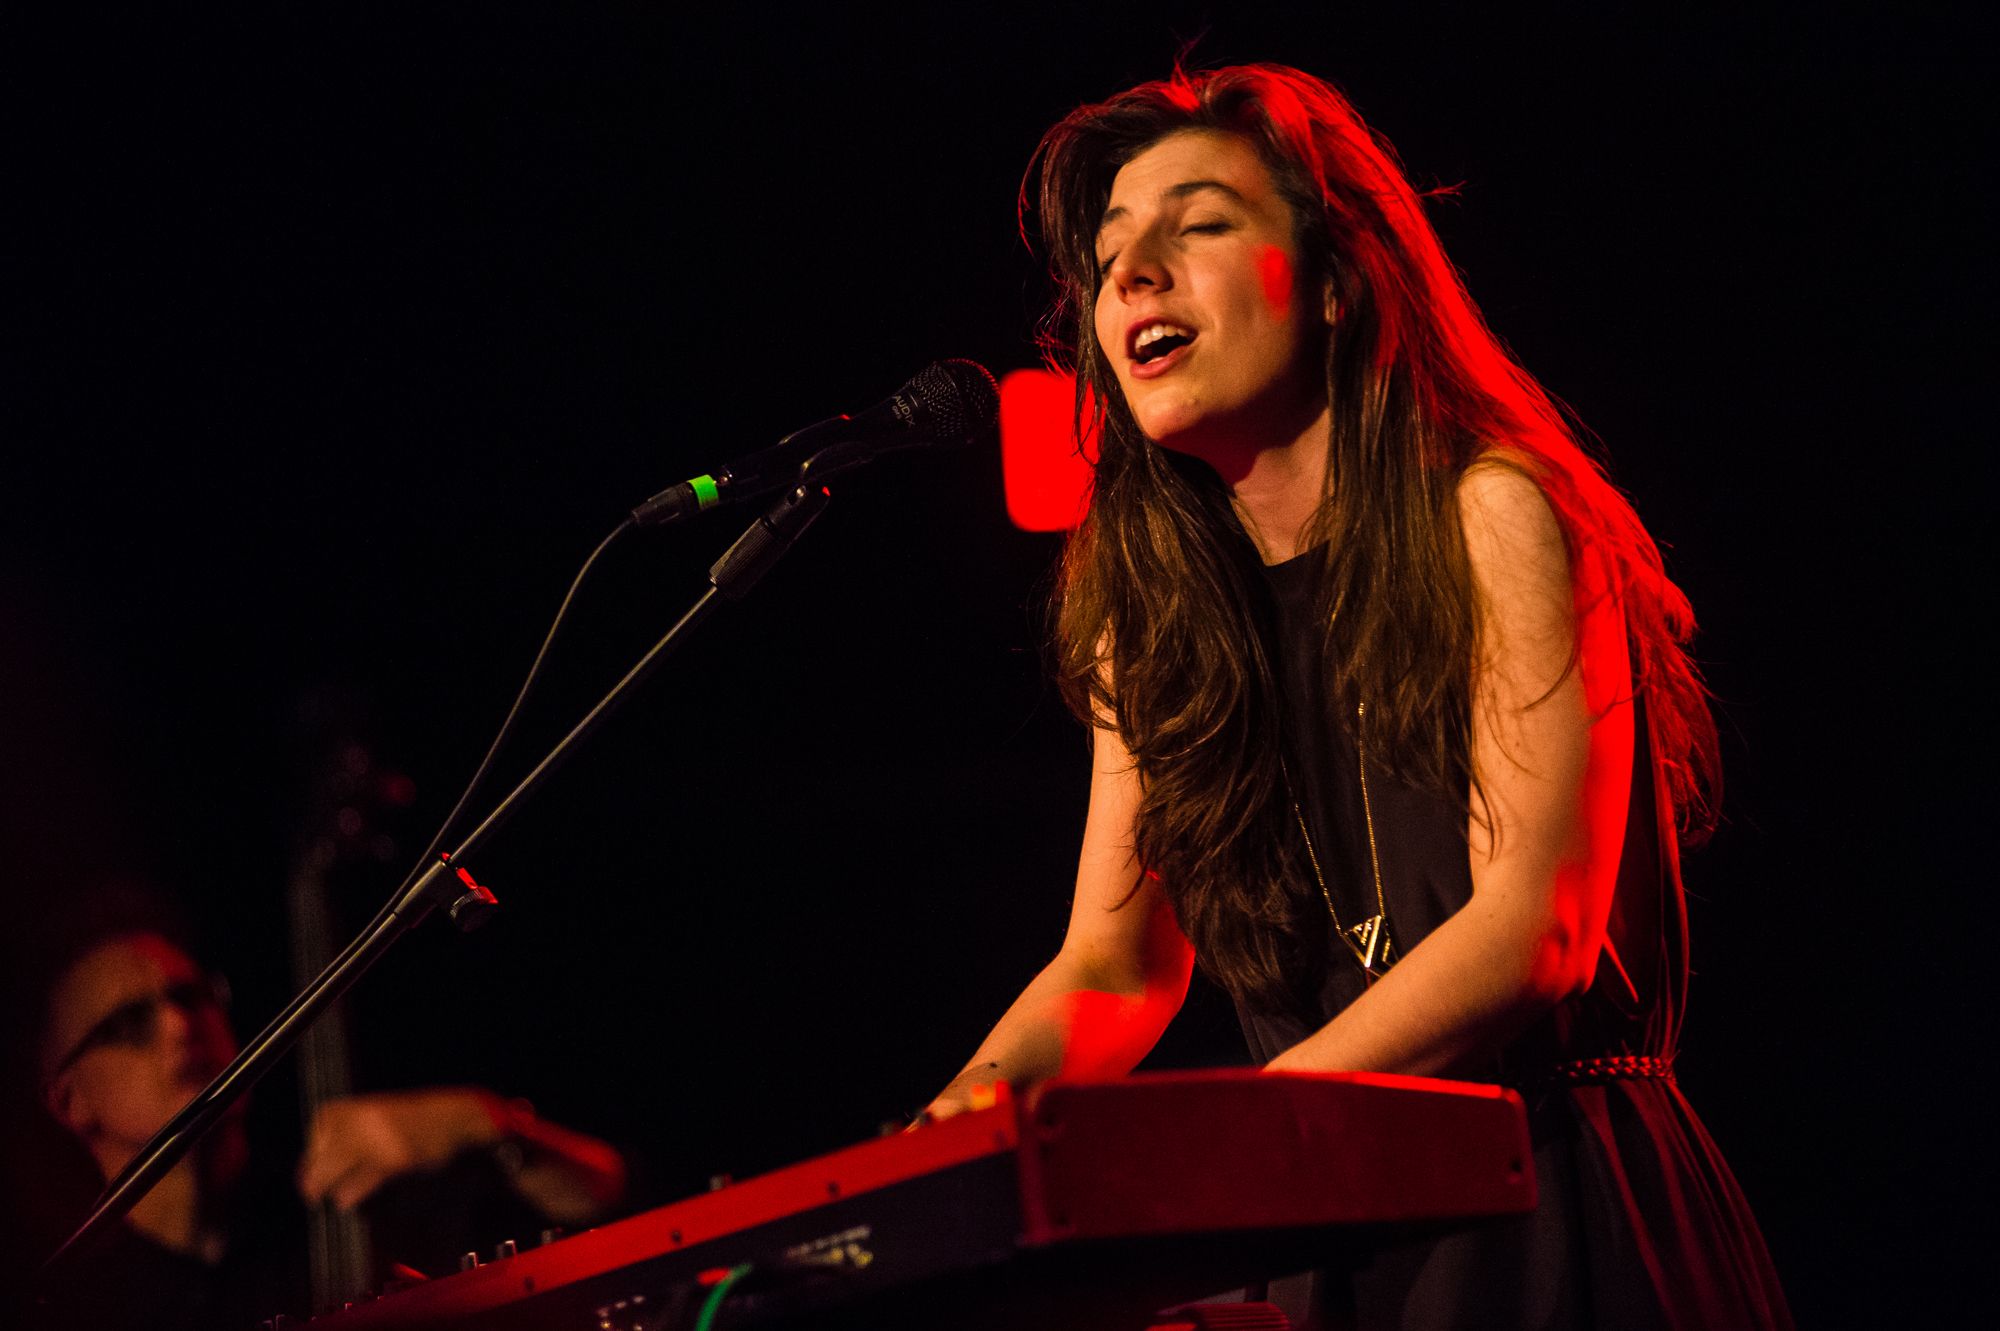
left=39, top=482, right=833, bottom=1287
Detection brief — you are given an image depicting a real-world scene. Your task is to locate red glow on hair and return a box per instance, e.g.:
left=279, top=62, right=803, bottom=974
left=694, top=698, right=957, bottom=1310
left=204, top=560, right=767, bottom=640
left=1000, top=368, right=1098, bottom=532
left=1258, top=244, right=1292, bottom=319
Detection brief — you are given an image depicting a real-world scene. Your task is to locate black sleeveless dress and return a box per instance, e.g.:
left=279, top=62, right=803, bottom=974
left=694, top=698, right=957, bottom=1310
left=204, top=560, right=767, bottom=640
left=1237, top=552, right=1793, bottom=1331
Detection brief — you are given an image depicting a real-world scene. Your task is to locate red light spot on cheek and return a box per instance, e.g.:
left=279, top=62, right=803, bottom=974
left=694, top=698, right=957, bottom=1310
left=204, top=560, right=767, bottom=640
left=1258, top=245, right=1293, bottom=319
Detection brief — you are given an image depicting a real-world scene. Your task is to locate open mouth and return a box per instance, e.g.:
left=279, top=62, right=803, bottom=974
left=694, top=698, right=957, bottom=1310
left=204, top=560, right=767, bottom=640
left=1131, top=321, right=1195, bottom=364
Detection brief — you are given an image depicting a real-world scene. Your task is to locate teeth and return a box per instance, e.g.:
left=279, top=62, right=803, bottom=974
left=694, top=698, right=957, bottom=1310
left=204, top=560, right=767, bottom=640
left=1135, top=322, right=1190, bottom=350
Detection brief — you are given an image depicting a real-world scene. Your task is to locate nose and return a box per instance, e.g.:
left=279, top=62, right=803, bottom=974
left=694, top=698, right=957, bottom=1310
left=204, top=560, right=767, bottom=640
left=153, top=997, right=196, bottom=1047
left=1105, top=228, right=1172, bottom=299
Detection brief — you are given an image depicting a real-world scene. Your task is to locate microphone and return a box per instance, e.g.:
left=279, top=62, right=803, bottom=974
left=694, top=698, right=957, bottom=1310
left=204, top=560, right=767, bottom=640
left=633, top=360, right=1000, bottom=528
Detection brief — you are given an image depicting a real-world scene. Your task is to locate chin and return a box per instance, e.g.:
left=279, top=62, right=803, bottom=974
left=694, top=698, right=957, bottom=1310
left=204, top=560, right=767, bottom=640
left=1133, top=406, right=1208, bottom=449
left=1125, top=385, right=1196, bottom=433
left=1126, top=377, right=1231, bottom=436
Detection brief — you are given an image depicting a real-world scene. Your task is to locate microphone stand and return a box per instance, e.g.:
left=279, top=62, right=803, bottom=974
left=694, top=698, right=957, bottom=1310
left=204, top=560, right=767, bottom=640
left=40, top=482, right=833, bottom=1288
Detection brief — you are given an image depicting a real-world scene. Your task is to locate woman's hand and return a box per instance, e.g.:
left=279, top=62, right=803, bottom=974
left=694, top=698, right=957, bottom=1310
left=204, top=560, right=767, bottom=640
left=297, top=1087, right=502, bottom=1211
left=917, top=723, right=1197, bottom=1125
left=917, top=1063, right=1006, bottom=1125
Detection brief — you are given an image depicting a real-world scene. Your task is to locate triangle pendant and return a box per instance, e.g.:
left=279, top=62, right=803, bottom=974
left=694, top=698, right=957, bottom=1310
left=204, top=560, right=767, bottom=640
left=1343, top=915, right=1396, bottom=976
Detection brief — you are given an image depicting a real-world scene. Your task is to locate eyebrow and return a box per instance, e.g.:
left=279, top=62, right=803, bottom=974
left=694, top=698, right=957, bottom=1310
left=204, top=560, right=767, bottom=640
left=1098, top=180, right=1247, bottom=234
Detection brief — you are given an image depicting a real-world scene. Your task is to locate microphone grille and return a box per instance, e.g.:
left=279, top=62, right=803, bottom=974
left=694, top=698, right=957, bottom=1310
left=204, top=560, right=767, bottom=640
left=909, top=360, right=1000, bottom=446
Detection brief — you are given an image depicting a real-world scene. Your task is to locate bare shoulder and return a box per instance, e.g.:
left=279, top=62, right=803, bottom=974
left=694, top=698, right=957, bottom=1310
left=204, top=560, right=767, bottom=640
left=1457, top=457, right=1576, bottom=688
left=1456, top=457, right=1568, bottom=594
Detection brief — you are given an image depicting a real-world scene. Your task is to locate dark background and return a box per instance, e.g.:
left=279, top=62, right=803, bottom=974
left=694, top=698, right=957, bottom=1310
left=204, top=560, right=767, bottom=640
left=0, top=4, right=1982, bottom=1325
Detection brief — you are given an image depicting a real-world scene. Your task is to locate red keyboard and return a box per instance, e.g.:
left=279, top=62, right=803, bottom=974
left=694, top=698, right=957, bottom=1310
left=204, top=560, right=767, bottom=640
left=307, top=1070, right=1532, bottom=1330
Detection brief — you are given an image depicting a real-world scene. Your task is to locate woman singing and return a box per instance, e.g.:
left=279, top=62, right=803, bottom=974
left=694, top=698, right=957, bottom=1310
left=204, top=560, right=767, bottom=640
left=923, top=65, right=1791, bottom=1329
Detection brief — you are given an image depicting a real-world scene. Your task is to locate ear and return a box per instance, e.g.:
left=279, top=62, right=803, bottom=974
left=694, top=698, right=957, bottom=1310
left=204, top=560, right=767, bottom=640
left=1322, top=274, right=1340, bottom=326
left=43, top=1069, right=96, bottom=1139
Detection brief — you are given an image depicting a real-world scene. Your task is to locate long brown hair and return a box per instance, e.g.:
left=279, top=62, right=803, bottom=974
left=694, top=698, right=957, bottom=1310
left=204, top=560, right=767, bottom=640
left=1029, top=65, right=1719, bottom=1013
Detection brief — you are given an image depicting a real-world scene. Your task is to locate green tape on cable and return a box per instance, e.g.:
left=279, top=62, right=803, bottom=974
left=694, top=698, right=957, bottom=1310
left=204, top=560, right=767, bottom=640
left=691, top=475, right=720, bottom=510
left=695, top=1263, right=752, bottom=1331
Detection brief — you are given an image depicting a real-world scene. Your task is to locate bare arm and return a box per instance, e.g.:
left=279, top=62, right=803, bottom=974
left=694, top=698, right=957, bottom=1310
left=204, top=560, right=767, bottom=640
left=1267, top=463, right=1633, bottom=1077
left=298, top=1087, right=628, bottom=1226
left=924, top=721, right=1196, bottom=1120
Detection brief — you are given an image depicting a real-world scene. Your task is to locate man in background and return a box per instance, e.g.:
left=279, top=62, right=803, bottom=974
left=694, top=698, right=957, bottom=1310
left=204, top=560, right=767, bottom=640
left=2, top=586, right=630, bottom=1326
left=28, top=884, right=627, bottom=1328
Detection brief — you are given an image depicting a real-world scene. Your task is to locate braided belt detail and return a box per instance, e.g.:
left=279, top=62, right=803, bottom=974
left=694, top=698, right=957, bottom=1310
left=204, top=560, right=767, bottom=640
left=1543, top=1054, right=1675, bottom=1085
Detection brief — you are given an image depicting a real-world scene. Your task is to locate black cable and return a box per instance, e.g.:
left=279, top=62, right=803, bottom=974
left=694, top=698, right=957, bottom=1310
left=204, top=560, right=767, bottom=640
left=255, top=517, right=636, bottom=1034
left=411, top=516, right=635, bottom=871
left=52, top=519, right=648, bottom=1279
left=50, top=487, right=834, bottom=1284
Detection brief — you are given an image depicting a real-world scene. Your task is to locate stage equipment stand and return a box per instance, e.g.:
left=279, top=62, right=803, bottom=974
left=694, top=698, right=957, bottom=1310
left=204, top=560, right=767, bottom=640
left=39, top=482, right=833, bottom=1288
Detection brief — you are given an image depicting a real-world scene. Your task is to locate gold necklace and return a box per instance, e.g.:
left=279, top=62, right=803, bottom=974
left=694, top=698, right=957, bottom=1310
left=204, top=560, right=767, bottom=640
left=1288, top=701, right=1397, bottom=981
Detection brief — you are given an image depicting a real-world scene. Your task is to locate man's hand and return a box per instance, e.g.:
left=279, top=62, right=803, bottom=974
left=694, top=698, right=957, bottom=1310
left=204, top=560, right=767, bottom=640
left=297, top=1087, right=502, bottom=1211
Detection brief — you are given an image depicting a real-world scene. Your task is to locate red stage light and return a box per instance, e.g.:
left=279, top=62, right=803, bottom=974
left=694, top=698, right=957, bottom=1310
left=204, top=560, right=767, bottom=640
left=999, top=368, right=1098, bottom=532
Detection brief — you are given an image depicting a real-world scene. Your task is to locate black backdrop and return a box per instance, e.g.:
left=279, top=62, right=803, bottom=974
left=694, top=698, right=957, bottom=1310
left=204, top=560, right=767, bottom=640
left=0, top=5, right=1981, bottom=1325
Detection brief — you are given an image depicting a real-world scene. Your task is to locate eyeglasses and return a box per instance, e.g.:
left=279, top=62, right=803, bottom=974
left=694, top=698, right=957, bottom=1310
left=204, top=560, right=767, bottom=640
left=51, top=974, right=231, bottom=1077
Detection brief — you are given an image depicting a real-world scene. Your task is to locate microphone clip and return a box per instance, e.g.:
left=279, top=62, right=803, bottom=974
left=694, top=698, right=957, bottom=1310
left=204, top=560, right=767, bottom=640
left=709, top=484, right=832, bottom=601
